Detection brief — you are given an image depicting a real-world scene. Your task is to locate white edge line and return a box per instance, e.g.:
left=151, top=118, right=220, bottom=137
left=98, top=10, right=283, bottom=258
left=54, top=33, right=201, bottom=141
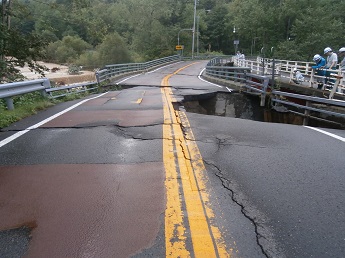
left=147, top=61, right=183, bottom=74
left=0, top=92, right=108, bottom=148
left=304, top=126, right=345, bottom=142
left=116, top=74, right=141, bottom=85
left=198, top=68, right=224, bottom=89
left=116, top=62, right=184, bottom=84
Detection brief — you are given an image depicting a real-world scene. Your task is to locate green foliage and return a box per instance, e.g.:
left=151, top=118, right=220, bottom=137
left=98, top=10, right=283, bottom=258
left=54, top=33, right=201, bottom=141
left=1, top=1, right=49, bottom=83
left=0, top=93, right=55, bottom=129
left=2, top=0, right=345, bottom=76
left=96, top=33, right=132, bottom=67
left=45, top=35, right=92, bottom=63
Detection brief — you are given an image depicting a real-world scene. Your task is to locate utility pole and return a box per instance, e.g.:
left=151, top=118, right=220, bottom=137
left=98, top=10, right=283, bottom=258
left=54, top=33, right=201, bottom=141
left=191, top=0, right=197, bottom=59
left=7, top=0, right=11, bottom=29
left=1, top=0, right=9, bottom=63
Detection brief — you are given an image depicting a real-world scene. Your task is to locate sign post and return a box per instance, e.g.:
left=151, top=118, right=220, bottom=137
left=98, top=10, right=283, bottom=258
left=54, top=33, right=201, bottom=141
left=176, top=45, right=184, bottom=56
left=234, top=40, right=239, bottom=53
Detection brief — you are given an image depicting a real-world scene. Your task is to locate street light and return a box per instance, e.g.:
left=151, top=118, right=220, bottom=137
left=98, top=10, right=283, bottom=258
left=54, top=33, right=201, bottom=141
left=233, top=26, right=239, bottom=53
left=251, top=37, right=260, bottom=56
left=197, top=15, right=199, bottom=57
left=178, top=28, right=193, bottom=46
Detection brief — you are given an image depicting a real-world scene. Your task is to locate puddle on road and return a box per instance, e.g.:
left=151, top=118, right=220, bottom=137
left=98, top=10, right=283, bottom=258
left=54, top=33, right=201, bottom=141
left=182, top=92, right=343, bottom=129
left=0, top=226, right=32, bottom=257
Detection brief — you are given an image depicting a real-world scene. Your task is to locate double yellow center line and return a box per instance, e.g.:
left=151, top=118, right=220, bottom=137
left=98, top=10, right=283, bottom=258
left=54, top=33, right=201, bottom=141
left=161, top=63, right=230, bottom=257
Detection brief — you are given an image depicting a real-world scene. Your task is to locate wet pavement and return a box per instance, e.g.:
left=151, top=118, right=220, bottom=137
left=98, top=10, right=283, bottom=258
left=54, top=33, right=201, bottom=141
left=1, top=61, right=345, bottom=258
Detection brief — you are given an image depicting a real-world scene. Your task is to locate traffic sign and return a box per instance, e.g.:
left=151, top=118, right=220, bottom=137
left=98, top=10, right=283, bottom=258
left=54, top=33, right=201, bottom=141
left=176, top=45, right=184, bottom=50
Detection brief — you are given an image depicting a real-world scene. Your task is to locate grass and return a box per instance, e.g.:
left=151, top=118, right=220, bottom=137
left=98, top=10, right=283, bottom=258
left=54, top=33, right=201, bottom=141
left=0, top=91, right=91, bottom=129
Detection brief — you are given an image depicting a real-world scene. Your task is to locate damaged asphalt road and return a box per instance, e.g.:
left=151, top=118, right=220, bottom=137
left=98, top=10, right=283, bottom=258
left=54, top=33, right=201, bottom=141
left=1, top=60, right=345, bottom=257
left=183, top=111, right=345, bottom=258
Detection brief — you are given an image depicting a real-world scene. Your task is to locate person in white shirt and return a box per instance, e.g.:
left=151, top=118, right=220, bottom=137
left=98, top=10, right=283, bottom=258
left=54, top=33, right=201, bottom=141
left=324, top=47, right=338, bottom=70
left=323, top=47, right=338, bottom=86
left=236, top=51, right=245, bottom=60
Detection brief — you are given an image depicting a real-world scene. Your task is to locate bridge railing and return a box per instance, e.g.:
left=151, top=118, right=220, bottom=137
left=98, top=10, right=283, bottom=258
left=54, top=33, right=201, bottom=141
left=233, top=57, right=345, bottom=97
left=271, top=90, right=345, bottom=126
left=205, top=57, right=270, bottom=106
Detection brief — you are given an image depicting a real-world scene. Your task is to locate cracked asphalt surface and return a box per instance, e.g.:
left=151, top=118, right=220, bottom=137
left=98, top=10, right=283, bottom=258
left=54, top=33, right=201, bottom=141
left=1, top=60, right=345, bottom=257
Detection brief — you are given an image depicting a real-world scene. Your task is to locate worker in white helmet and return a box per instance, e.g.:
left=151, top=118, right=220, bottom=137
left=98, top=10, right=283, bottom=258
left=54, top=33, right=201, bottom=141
left=338, top=47, right=345, bottom=71
left=324, top=47, right=338, bottom=70
left=311, top=54, right=326, bottom=89
left=312, top=54, right=326, bottom=69
left=323, top=47, right=338, bottom=87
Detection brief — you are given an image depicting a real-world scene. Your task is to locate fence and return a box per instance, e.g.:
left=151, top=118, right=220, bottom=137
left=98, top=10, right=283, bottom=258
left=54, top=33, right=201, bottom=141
left=233, top=57, right=345, bottom=97
left=205, top=58, right=270, bottom=106
left=96, top=55, right=180, bottom=83
left=0, top=79, right=51, bottom=110
left=271, top=90, right=345, bottom=126
left=0, top=55, right=181, bottom=110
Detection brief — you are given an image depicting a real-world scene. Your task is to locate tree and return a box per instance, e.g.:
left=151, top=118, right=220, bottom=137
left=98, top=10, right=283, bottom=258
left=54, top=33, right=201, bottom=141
left=96, top=32, right=132, bottom=67
left=45, top=35, right=92, bottom=63
left=1, top=0, right=48, bottom=83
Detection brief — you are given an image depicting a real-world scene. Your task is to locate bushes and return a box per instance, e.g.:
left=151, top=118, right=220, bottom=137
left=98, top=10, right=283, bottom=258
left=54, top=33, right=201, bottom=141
left=45, top=35, right=92, bottom=63
left=45, top=33, right=132, bottom=68
left=0, top=93, right=55, bottom=129
left=96, top=33, right=132, bottom=67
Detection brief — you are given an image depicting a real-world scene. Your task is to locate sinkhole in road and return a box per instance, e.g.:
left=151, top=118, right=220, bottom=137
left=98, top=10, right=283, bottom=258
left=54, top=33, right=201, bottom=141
left=183, top=92, right=268, bottom=121
left=182, top=92, right=343, bottom=129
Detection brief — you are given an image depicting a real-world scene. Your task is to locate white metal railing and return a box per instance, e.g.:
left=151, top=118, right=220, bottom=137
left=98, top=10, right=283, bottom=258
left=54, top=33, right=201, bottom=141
left=233, top=57, right=345, bottom=98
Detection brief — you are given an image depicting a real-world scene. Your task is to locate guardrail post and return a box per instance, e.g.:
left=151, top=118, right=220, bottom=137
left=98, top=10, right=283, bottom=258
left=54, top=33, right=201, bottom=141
left=261, top=77, right=269, bottom=106
left=329, top=73, right=342, bottom=99
left=5, top=97, right=14, bottom=110
left=95, top=72, right=100, bottom=84
left=271, top=58, right=275, bottom=88
left=303, top=101, right=311, bottom=126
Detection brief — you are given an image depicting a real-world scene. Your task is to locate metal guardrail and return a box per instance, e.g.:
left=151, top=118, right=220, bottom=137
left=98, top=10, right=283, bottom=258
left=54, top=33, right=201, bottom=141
left=205, top=57, right=270, bottom=106
left=271, top=90, right=345, bottom=126
left=0, top=79, right=51, bottom=110
left=0, top=55, right=181, bottom=110
left=244, top=73, right=270, bottom=106
left=205, top=66, right=250, bottom=83
left=46, top=81, right=99, bottom=99
left=96, top=55, right=181, bottom=83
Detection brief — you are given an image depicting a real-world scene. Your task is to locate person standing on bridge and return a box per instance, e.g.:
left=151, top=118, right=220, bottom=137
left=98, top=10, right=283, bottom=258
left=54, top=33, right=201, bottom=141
left=236, top=51, right=245, bottom=60
left=324, top=47, right=338, bottom=70
left=323, top=47, right=338, bottom=87
left=311, top=54, right=326, bottom=89
left=338, top=47, right=345, bottom=71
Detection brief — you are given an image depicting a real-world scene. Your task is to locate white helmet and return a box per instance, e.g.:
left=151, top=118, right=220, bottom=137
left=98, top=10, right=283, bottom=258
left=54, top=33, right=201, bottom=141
left=313, top=54, right=321, bottom=61
left=339, top=47, right=345, bottom=53
left=324, top=47, right=332, bottom=54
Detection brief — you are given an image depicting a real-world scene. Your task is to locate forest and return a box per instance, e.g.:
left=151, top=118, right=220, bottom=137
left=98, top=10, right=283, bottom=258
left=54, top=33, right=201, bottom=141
left=1, top=0, right=344, bottom=82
